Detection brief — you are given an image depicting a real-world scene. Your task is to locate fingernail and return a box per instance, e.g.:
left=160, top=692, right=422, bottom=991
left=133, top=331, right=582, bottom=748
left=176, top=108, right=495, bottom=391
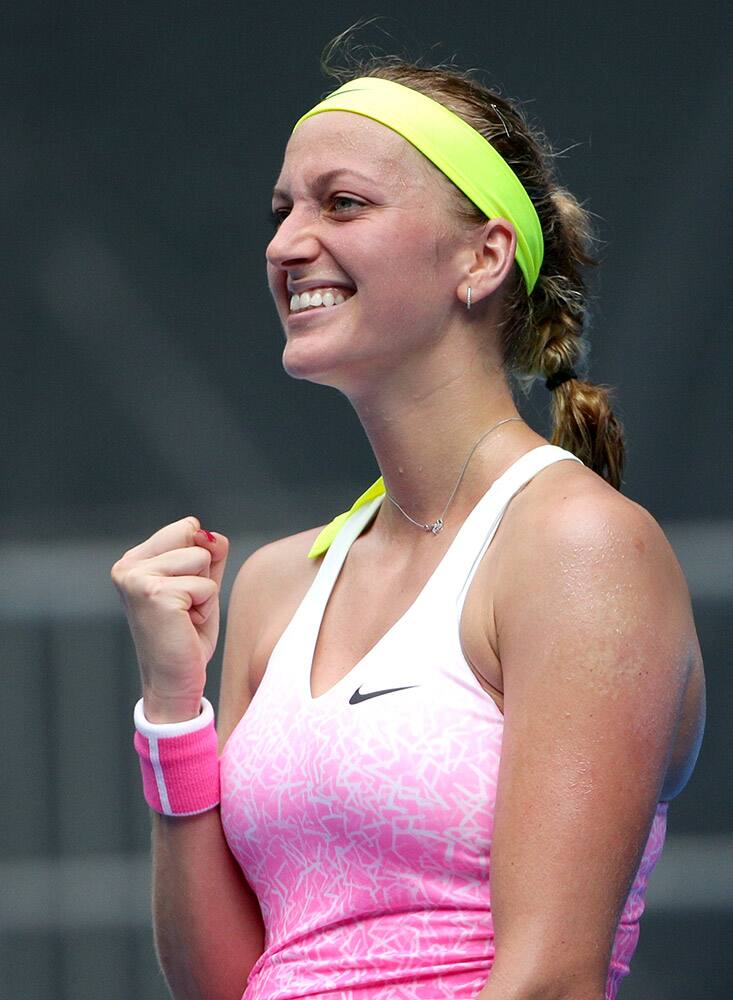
left=196, top=529, right=216, bottom=542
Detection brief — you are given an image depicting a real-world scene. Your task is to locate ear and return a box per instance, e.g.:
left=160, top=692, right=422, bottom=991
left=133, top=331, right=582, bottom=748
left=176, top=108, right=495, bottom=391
left=457, top=217, right=517, bottom=308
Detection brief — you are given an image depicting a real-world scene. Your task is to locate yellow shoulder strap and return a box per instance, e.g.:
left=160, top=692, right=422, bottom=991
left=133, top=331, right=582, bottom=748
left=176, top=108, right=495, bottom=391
left=307, top=476, right=386, bottom=558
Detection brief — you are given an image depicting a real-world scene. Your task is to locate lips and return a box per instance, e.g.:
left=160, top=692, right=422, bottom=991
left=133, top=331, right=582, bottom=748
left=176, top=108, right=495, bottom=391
left=286, top=281, right=356, bottom=296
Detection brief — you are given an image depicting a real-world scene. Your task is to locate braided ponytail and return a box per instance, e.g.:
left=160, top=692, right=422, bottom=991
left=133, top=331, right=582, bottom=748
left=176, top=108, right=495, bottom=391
left=503, top=183, right=626, bottom=488
left=512, top=188, right=625, bottom=489
left=320, top=38, right=627, bottom=489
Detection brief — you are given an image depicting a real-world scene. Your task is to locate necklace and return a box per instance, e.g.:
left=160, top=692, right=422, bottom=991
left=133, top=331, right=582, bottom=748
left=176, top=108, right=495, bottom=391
left=385, top=416, right=524, bottom=534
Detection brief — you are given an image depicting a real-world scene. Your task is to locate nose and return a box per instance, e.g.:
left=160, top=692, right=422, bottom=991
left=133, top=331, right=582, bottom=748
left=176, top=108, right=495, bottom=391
left=265, top=206, right=320, bottom=272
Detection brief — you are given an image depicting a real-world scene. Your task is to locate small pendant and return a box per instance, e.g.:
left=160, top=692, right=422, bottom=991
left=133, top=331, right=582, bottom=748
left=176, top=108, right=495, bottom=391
left=429, top=518, right=444, bottom=535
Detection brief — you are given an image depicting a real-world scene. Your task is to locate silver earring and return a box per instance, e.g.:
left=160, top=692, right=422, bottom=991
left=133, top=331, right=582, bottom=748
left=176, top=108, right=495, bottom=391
left=466, top=286, right=472, bottom=311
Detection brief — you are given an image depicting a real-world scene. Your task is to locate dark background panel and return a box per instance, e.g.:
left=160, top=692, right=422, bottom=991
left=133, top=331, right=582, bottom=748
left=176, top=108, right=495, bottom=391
left=2, top=3, right=731, bottom=540
left=2, top=3, right=730, bottom=999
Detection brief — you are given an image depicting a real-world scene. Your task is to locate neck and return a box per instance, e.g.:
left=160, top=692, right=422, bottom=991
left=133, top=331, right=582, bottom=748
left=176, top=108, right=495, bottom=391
left=349, top=362, right=543, bottom=545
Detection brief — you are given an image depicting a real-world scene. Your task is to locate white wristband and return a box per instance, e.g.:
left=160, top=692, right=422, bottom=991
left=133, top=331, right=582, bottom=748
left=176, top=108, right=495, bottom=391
left=134, top=697, right=214, bottom=737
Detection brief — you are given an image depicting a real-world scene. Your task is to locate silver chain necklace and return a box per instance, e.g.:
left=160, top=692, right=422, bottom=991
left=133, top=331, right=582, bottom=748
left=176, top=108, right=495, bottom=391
left=385, top=416, right=523, bottom=534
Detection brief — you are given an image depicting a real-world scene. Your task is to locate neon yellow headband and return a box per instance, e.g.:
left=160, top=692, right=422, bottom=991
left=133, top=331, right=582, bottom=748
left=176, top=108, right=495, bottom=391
left=292, top=76, right=544, bottom=296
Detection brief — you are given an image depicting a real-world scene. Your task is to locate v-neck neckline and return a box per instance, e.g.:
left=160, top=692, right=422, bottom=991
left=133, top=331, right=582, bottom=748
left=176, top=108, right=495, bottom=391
left=304, top=444, right=552, bottom=704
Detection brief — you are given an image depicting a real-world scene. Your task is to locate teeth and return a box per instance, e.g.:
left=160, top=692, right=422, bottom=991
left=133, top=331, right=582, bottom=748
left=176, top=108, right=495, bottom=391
left=289, top=288, right=352, bottom=312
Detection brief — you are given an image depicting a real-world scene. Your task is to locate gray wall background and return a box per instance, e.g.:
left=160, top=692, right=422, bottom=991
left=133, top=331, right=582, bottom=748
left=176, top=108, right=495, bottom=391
left=1, top=3, right=731, bottom=998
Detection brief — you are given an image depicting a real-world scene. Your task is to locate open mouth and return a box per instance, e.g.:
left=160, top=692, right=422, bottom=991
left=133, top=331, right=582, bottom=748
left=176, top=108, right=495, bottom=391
left=287, top=292, right=354, bottom=321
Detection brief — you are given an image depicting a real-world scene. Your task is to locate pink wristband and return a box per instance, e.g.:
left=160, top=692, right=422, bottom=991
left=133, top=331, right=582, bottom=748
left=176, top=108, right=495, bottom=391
left=133, top=697, right=220, bottom=816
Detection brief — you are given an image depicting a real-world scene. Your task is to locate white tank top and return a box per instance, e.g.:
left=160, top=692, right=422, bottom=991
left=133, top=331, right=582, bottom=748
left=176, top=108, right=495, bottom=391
left=220, top=444, right=668, bottom=1000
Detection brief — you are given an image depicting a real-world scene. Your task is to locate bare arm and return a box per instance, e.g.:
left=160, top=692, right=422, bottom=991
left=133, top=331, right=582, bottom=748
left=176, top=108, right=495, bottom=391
left=151, top=809, right=263, bottom=1000
left=148, top=540, right=278, bottom=1000
left=474, top=491, right=700, bottom=1000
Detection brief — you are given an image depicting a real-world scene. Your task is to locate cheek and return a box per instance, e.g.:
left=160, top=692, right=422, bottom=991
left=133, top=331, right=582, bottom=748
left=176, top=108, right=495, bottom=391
left=265, top=261, right=280, bottom=297
left=366, top=229, right=445, bottom=287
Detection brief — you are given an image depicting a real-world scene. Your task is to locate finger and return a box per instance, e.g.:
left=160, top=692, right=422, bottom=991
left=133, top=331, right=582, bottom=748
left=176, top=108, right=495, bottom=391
left=113, top=546, right=212, bottom=598
left=148, top=575, right=219, bottom=612
left=190, top=591, right=217, bottom=626
left=122, top=516, right=202, bottom=563
left=138, top=545, right=213, bottom=579
left=193, top=529, right=229, bottom=591
left=191, top=585, right=222, bottom=649
left=185, top=576, right=219, bottom=608
left=181, top=577, right=221, bottom=642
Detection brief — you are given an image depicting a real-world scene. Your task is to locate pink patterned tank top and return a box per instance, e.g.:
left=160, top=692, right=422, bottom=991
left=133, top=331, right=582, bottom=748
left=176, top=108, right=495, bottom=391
left=220, top=445, right=668, bottom=999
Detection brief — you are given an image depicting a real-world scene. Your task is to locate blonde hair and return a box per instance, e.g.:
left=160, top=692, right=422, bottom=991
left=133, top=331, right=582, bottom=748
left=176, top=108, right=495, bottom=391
left=318, top=33, right=626, bottom=488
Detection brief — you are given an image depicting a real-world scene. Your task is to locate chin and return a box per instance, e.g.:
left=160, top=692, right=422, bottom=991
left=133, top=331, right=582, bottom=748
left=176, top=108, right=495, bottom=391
left=281, top=341, right=347, bottom=388
left=280, top=321, right=387, bottom=391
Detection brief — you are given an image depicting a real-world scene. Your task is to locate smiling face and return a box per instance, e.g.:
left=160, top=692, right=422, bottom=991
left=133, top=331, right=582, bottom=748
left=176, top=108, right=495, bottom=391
left=266, top=111, right=478, bottom=391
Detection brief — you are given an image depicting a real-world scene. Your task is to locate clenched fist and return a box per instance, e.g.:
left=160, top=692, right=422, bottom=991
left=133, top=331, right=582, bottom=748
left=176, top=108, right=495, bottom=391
left=111, top=515, right=229, bottom=723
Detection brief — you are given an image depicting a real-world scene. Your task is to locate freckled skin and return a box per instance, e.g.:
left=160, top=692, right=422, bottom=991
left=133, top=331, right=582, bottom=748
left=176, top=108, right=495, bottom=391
left=480, top=470, right=705, bottom=989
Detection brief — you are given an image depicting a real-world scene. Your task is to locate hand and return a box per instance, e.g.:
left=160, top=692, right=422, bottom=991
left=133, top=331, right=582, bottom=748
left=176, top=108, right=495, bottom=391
left=111, top=516, right=229, bottom=721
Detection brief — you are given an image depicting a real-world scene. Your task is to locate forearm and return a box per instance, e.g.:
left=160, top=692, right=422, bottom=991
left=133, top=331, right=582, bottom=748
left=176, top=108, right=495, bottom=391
left=152, top=808, right=265, bottom=1000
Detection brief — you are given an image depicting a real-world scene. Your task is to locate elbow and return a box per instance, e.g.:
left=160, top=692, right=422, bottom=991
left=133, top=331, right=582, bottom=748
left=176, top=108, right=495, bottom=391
left=478, top=983, right=604, bottom=1000
left=478, top=962, right=605, bottom=1000
left=153, top=926, right=250, bottom=1000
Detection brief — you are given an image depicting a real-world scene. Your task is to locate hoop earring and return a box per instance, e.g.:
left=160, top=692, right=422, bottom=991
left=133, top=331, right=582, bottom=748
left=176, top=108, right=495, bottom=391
left=466, top=286, right=472, bottom=311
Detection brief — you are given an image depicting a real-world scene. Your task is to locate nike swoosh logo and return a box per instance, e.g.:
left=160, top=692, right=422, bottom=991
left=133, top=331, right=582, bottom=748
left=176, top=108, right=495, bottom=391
left=349, top=684, right=420, bottom=704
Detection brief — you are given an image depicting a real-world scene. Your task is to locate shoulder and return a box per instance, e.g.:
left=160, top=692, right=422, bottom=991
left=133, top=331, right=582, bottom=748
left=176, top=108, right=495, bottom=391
left=231, top=522, right=325, bottom=600
left=508, top=459, right=688, bottom=600
left=217, top=522, right=326, bottom=748
left=494, top=458, right=697, bottom=708
left=497, top=455, right=685, bottom=591
left=224, top=521, right=325, bottom=650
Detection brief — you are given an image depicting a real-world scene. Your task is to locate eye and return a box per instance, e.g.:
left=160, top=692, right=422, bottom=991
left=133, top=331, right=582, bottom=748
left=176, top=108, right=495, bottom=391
left=330, top=195, right=363, bottom=212
left=269, top=195, right=364, bottom=231
left=269, top=208, right=289, bottom=230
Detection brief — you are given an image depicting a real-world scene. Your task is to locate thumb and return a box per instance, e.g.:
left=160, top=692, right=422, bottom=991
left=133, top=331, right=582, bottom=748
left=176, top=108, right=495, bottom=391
left=194, top=528, right=229, bottom=590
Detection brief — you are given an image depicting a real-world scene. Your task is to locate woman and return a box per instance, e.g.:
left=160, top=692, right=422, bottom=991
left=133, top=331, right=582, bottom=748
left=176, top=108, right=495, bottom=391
left=113, top=54, right=706, bottom=1000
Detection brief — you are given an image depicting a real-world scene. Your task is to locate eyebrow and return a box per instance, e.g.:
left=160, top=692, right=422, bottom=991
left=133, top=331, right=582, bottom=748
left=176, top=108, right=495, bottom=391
left=271, top=167, right=382, bottom=201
